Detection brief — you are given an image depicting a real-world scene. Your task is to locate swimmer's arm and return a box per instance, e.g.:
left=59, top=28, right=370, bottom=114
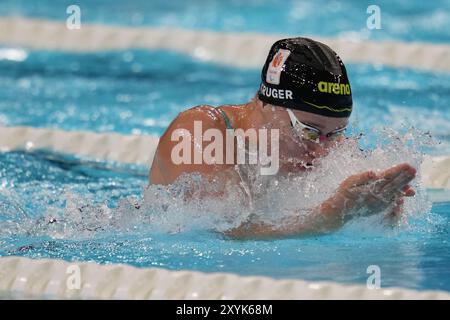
left=226, top=163, right=416, bottom=239
left=224, top=208, right=337, bottom=239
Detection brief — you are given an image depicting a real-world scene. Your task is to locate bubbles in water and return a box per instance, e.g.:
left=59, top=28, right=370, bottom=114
left=0, top=189, right=28, bottom=220
left=0, top=127, right=438, bottom=240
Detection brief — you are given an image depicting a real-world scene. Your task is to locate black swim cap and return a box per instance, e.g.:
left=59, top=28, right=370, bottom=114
left=258, top=37, right=352, bottom=118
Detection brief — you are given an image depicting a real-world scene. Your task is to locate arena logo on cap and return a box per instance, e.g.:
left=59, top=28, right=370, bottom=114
left=318, top=81, right=351, bottom=95
left=266, top=49, right=291, bottom=85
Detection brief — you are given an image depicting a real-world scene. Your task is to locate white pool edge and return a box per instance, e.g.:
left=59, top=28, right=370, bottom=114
left=1, top=17, right=450, bottom=72
left=0, top=125, right=449, bottom=299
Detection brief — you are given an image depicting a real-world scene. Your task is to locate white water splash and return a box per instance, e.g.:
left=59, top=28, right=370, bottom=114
left=0, top=127, right=436, bottom=240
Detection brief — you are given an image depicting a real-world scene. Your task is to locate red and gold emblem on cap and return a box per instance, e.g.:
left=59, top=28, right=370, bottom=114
left=272, top=52, right=283, bottom=68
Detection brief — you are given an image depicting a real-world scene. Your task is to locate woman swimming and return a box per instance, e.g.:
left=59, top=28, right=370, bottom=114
left=149, top=37, right=416, bottom=238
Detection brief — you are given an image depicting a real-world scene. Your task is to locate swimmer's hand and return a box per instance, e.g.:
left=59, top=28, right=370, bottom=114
left=226, top=163, right=416, bottom=239
left=320, top=163, right=416, bottom=227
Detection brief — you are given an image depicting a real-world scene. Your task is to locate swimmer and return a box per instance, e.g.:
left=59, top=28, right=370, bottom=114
left=149, top=37, right=416, bottom=238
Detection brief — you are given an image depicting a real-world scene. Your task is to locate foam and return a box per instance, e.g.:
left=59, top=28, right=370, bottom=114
left=1, top=125, right=448, bottom=191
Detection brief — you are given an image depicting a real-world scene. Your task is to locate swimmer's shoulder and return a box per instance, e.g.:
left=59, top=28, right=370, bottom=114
left=151, top=105, right=233, bottom=184
left=167, top=105, right=230, bottom=133
left=161, top=102, right=251, bottom=141
left=181, top=104, right=223, bottom=120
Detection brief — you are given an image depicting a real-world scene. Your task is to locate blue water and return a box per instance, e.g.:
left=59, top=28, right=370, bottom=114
left=0, top=1, right=449, bottom=293
left=0, top=0, right=449, bottom=43
left=0, top=49, right=449, bottom=153
left=0, top=150, right=449, bottom=291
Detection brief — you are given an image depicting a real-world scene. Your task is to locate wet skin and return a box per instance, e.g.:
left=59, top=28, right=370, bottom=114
left=149, top=97, right=416, bottom=238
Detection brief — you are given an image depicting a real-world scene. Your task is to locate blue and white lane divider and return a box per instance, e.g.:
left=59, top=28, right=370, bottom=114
left=0, top=256, right=449, bottom=299
left=0, top=125, right=159, bottom=166
left=0, top=17, right=449, bottom=72
left=0, top=125, right=449, bottom=197
left=1, top=17, right=449, bottom=300
left=0, top=127, right=449, bottom=299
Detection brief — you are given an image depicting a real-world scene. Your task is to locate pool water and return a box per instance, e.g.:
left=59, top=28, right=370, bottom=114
left=0, top=0, right=449, bottom=292
left=1, top=49, right=449, bottom=153
left=1, top=0, right=449, bottom=43
left=0, top=150, right=449, bottom=291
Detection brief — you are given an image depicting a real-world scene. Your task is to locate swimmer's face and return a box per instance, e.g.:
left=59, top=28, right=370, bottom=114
left=292, top=110, right=348, bottom=140
left=275, top=108, right=348, bottom=173
left=290, top=109, right=348, bottom=155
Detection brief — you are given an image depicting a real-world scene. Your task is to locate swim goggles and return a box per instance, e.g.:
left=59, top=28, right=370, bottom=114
left=286, top=109, right=346, bottom=143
